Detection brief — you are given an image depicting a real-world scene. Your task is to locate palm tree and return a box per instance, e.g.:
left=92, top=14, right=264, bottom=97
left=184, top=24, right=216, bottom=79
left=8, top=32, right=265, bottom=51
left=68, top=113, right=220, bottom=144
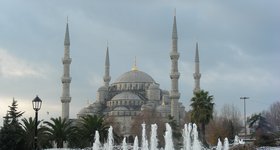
left=190, top=90, right=214, bottom=146
left=78, top=115, right=109, bottom=147
left=44, top=117, right=76, bottom=148
left=20, top=117, right=50, bottom=150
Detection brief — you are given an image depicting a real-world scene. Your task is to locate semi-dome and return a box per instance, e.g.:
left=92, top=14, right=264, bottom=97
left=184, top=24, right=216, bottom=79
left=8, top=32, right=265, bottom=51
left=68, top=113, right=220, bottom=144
left=111, top=92, right=141, bottom=101
left=114, top=70, right=155, bottom=83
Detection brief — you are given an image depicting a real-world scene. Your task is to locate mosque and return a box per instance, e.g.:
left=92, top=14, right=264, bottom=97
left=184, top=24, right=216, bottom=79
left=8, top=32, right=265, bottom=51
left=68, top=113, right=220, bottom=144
left=60, top=15, right=202, bottom=137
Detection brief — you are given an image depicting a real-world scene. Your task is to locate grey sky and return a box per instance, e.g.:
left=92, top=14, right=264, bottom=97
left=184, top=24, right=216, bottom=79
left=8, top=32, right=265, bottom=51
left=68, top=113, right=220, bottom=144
left=0, top=0, right=279, bottom=125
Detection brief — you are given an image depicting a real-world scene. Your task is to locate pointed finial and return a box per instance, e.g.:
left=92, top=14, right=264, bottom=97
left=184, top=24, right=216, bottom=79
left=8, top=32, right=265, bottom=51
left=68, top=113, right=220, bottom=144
left=195, top=42, right=199, bottom=62
left=172, top=11, right=178, bottom=39
left=105, top=43, right=110, bottom=66
left=64, top=18, right=70, bottom=46
left=174, top=8, right=176, bottom=17
left=132, top=56, right=138, bottom=71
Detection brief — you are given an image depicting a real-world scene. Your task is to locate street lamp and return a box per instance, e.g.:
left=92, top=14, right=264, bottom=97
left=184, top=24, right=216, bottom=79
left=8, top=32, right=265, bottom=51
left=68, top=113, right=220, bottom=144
left=32, top=96, right=42, bottom=150
left=240, top=96, right=249, bottom=138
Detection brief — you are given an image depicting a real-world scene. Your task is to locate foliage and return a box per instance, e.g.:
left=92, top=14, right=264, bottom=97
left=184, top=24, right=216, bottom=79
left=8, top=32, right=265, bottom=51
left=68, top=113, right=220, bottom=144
left=168, top=115, right=182, bottom=149
left=248, top=113, right=276, bottom=146
left=77, top=115, right=109, bottom=147
left=265, top=101, right=280, bottom=132
left=190, top=90, right=214, bottom=147
left=220, top=104, right=242, bottom=141
left=0, top=99, right=25, bottom=150
left=19, top=117, right=51, bottom=150
left=44, top=117, right=77, bottom=148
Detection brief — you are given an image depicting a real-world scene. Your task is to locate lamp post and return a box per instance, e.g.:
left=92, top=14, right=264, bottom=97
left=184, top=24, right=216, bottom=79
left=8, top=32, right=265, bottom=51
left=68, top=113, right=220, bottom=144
left=32, top=96, right=42, bottom=150
left=240, top=96, right=249, bottom=138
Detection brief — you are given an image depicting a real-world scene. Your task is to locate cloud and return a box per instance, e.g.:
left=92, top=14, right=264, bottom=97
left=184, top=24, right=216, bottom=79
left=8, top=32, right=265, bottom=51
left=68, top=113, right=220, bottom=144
left=0, top=49, right=52, bottom=78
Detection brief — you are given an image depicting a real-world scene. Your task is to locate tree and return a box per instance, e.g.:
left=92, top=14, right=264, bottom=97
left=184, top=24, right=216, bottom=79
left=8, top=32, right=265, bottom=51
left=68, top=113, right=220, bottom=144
left=0, top=99, right=24, bottom=150
left=20, top=117, right=50, bottom=150
left=248, top=113, right=276, bottom=146
left=220, top=104, right=243, bottom=140
left=131, top=108, right=165, bottom=147
left=265, top=101, right=280, bottom=131
left=44, top=117, right=76, bottom=148
left=168, top=115, right=182, bottom=149
left=190, top=90, right=214, bottom=147
left=78, top=115, right=109, bottom=147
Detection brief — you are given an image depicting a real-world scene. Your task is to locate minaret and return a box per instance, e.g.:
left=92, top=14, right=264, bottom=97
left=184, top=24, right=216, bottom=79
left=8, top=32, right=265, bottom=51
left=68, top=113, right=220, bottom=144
left=61, top=21, right=72, bottom=119
left=103, top=45, right=111, bottom=86
left=170, top=13, right=180, bottom=122
left=193, top=42, right=201, bottom=94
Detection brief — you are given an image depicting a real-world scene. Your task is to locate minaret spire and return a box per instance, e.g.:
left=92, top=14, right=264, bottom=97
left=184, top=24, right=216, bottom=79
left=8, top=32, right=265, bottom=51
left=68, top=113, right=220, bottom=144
left=132, top=56, right=138, bottom=71
left=170, top=13, right=180, bottom=122
left=61, top=21, right=72, bottom=119
left=193, top=42, right=201, bottom=94
left=103, top=45, right=111, bottom=86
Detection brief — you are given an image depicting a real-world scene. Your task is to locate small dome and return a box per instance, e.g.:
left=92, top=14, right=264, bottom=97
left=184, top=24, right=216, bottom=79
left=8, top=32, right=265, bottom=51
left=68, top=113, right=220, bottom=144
left=111, top=92, right=141, bottom=101
left=114, top=70, right=155, bottom=83
left=98, top=85, right=107, bottom=91
left=78, top=103, right=101, bottom=115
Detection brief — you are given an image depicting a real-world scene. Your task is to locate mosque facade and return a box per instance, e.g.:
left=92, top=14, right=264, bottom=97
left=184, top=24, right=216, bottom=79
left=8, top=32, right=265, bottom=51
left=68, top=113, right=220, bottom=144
left=60, top=15, right=201, bottom=137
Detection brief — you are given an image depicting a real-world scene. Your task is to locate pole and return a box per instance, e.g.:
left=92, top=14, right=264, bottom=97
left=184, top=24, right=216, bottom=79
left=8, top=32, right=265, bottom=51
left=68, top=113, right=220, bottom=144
left=34, top=110, right=38, bottom=150
left=240, top=97, right=249, bottom=138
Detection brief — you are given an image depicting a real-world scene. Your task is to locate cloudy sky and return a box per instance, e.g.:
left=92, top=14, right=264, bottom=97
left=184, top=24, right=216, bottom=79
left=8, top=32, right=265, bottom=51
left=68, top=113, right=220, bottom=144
left=0, top=0, right=279, bottom=125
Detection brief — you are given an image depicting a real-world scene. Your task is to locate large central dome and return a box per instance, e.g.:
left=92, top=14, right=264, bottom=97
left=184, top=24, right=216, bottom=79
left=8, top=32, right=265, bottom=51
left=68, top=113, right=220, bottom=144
left=114, top=70, right=155, bottom=83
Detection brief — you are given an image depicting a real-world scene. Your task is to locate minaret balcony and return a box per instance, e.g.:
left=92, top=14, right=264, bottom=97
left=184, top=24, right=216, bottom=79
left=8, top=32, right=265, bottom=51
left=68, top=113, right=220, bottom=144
left=62, top=58, right=72, bottom=64
left=61, top=77, right=72, bottom=83
left=61, top=97, right=71, bottom=103
left=170, top=73, right=180, bottom=79
left=193, top=73, right=201, bottom=79
left=103, top=76, right=111, bottom=82
left=169, top=92, right=180, bottom=99
left=169, top=52, right=180, bottom=59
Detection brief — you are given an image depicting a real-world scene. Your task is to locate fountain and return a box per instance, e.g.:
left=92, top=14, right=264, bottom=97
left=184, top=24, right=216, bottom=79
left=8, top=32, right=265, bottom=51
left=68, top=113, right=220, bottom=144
left=48, top=123, right=236, bottom=150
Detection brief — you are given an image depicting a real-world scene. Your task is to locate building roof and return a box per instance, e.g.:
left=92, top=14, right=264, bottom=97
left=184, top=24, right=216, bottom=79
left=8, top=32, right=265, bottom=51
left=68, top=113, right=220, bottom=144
left=114, top=70, right=155, bottom=83
left=111, top=92, right=141, bottom=101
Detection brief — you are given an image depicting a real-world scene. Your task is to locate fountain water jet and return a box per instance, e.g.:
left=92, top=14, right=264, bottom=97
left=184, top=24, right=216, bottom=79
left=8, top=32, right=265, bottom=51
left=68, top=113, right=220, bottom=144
left=183, top=123, right=193, bottom=150
left=133, top=136, right=139, bottom=150
left=216, top=138, right=222, bottom=150
left=122, top=137, right=127, bottom=150
left=164, top=123, right=174, bottom=150
left=192, top=124, right=202, bottom=150
left=142, top=123, right=149, bottom=150
left=103, top=126, right=113, bottom=150
left=150, top=124, right=158, bottom=150
left=223, top=138, right=229, bottom=150
left=92, top=130, right=101, bottom=150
